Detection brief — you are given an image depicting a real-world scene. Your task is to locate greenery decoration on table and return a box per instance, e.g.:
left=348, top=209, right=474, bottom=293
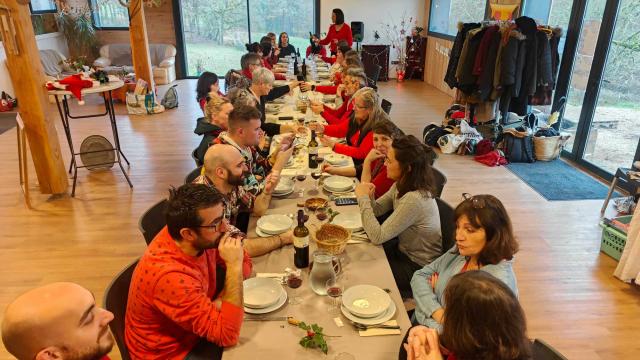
left=287, top=318, right=330, bottom=354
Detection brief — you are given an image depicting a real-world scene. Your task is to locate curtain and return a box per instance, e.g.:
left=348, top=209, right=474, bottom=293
left=614, top=205, right=640, bottom=283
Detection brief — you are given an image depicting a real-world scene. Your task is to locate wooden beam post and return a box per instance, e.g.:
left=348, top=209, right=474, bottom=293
left=0, top=0, right=68, bottom=194
left=128, top=0, right=155, bottom=94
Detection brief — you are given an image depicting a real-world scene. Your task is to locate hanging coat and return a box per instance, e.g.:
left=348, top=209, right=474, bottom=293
left=445, top=22, right=481, bottom=89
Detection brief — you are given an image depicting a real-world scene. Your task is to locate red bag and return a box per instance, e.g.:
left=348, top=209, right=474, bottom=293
left=474, top=150, right=508, bottom=167
left=475, top=139, right=494, bottom=156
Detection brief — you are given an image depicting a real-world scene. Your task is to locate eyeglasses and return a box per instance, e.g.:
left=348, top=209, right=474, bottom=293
left=197, top=211, right=229, bottom=232
left=462, top=193, right=486, bottom=209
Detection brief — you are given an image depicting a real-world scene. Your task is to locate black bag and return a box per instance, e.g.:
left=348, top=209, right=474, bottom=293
left=423, top=124, right=448, bottom=147
left=502, top=130, right=535, bottom=163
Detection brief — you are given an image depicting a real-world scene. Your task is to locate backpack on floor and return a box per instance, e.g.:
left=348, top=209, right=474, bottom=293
left=161, top=84, right=179, bottom=109
left=502, top=129, right=535, bottom=163
left=423, top=124, right=448, bottom=147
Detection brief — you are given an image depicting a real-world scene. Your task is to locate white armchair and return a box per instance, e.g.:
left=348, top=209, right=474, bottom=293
left=93, top=43, right=177, bottom=85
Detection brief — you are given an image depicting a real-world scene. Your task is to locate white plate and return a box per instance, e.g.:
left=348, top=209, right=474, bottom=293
left=323, top=184, right=355, bottom=193
left=274, top=178, right=294, bottom=193
left=244, top=290, right=288, bottom=314
left=332, top=213, right=363, bottom=231
left=340, top=300, right=396, bottom=325
left=255, top=226, right=272, bottom=237
left=243, top=278, right=284, bottom=309
left=257, top=214, right=293, bottom=235
left=272, top=189, right=294, bottom=198
left=324, top=153, right=349, bottom=165
left=342, top=285, right=392, bottom=318
left=323, top=176, right=354, bottom=191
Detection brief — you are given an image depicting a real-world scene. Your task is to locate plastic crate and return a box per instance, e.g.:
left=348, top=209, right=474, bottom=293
left=600, top=224, right=627, bottom=261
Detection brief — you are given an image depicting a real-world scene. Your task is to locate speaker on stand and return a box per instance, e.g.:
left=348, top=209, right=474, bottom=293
left=351, top=21, right=364, bottom=52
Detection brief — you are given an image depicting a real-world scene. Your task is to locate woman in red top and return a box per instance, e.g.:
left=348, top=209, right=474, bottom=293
left=313, top=50, right=363, bottom=95
left=320, top=9, right=353, bottom=55
left=306, top=34, right=327, bottom=59
left=323, top=119, right=402, bottom=199
left=400, top=271, right=532, bottom=360
left=309, top=87, right=387, bottom=164
left=310, top=67, right=367, bottom=125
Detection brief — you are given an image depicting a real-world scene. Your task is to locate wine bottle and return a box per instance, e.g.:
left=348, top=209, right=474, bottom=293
left=293, top=210, right=310, bottom=268
left=293, top=52, right=299, bottom=76
left=308, top=130, right=318, bottom=169
left=301, top=58, right=307, bottom=82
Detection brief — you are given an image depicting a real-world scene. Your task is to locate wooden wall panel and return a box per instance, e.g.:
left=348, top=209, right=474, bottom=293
left=425, top=35, right=455, bottom=98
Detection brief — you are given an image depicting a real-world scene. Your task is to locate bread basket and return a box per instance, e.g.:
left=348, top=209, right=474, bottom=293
left=314, top=223, right=350, bottom=255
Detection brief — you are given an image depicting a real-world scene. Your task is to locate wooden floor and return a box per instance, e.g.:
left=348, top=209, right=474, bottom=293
left=0, top=80, right=638, bottom=359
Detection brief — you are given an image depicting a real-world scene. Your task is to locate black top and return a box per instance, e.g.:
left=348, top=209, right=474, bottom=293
left=278, top=44, right=296, bottom=58
left=193, top=117, right=224, bottom=164
left=257, top=85, right=291, bottom=137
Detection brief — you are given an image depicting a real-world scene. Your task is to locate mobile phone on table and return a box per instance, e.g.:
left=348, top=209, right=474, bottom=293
left=279, top=116, right=293, bottom=120
left=334, top=197, right=358, bottom=206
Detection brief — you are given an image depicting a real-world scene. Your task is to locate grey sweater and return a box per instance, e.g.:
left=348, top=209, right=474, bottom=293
left=357, top=184, right=442, bottom=266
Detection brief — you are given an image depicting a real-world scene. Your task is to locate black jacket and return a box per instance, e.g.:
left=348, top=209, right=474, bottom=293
left=194, top=117, right=224, bottom=164
left=278, top=44, right=296, bottom=58
left=444, top=23, right=480, bottom=89
left=258, top=85, right=291, bottom=137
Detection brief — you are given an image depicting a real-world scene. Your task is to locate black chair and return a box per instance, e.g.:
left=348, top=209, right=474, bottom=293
left=432, top=167, right=447, bottom=198
left=366, top=64, right=382, bottom=88
left=104, top=259, right=139, bottom=360
left=532, top=339, right=568, bottom=360
left=435, top=197, right=455, bottom=253
left=192, top=148, right=203, bottom=167
left=138, top=199, right=168, bottom=245
left=185, top=166, right=203, bottom=184
left=381, top=99, right=392, bottom=114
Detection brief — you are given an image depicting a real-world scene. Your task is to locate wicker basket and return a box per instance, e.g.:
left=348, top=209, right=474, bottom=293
left=314, top=224, right=350, bottom=255
left=533, top=135, right=570, bottom=161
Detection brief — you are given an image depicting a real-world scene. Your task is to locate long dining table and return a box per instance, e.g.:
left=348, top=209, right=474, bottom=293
left=222, top=81, right=412, bottom=359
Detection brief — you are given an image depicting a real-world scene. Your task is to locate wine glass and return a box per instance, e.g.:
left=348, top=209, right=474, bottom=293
left=310, top=170, right=323, bottom=189
left=325, top=277, right=343, bottom=314
left=296, top=170, right=307, bottom=198
left=315, top=207, right=328, bottom=222
left=287, top=273, right=303, bottom=305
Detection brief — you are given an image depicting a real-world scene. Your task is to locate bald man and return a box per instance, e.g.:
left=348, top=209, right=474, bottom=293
left=195, top=144, right=293, bottom=257
left=2, top=282, right=114, bottom=360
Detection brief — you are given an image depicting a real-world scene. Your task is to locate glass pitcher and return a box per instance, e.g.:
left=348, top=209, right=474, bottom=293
left=309, top=251, right=342, bottom=295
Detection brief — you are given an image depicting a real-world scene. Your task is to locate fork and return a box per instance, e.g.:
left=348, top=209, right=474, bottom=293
left=351, top=321, right=400, bottom=331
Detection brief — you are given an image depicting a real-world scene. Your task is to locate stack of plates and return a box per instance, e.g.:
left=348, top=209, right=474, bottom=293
left=265, top=104, right=281, bottom=114
left=332, top=213, right=363, bottom=231
left=243, top=278, right=288, bottom=314
left=341, top=285, right=396, bottom=325
left=256, top=214, right=292, bottom=237
left=272, top=178, right=294, bottom=197
left=324, top=153, right=349, bottom=166
left=323, top=176, right=355, bottom=193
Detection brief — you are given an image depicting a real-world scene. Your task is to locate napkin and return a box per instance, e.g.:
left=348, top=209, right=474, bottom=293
left=256, top=273, right=286, bottom=279
left=358, top=320, right=402, bottom=337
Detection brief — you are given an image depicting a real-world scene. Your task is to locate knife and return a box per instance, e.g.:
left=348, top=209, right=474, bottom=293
left=244, top=316, right=289, bottom=321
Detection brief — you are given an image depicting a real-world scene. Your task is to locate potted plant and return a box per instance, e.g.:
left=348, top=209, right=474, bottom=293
left=55, top=1, right=99, bottom=61
left=381, top=13, right=416, bottom=82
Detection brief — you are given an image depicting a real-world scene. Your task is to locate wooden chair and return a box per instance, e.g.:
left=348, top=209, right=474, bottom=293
left=185, top=167, right=203, bottom=184
left=16, top=114, right=31, bottom=208
left=435, top=197, right=455, bottom=254
left=138, top=199, right=168, bottom=245
left=432, top=167, right=447, bottom=198
left=532, top=339, right=568, bottom=360
left=104, top=259, right=139, bottom=360
left=381, top=99, right=392, bottom=114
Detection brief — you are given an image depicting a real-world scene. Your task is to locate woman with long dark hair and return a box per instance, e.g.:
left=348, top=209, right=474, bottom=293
left=411, top=194, right=520, bottom=330
left=195, top=71, right=224, bottom=112
left=319, top=8, right=353, bottom=56
left=354, top=135, right=442, bottom=297
left=306, top=33, right=327, bottom=58
left=277, top=32, right=296, bottom=58
left=401, top=271, right=531, bottom=360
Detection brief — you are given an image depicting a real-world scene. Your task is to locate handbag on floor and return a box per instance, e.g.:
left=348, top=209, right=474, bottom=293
left=502, top=128, right=535, bottom=163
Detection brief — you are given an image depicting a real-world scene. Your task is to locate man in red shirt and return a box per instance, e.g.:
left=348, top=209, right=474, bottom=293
left=2, top=282, right=115, bottom=360
left=125, top=184, right=252, bottom=360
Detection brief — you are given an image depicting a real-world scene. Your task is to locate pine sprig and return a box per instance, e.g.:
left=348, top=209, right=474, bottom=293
left=295, top=321, right=329, bottom=354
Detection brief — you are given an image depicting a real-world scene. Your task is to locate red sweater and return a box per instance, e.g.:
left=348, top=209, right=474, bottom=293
left=323, top=120, right=373, bottom=160
left=368, top=159, right=394, bottom=199
left=320, top=24, right=353, bottom=53
left=306, top=45, right=327, bottom=58
left=315, top=73, right=342, bottom=95
left=125, top=227, right=252, bottom=360
left=321, top=95, right=352, bottom=125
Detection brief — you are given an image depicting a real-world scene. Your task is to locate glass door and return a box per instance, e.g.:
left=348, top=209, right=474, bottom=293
left=581, top=0, right=640, bottom=173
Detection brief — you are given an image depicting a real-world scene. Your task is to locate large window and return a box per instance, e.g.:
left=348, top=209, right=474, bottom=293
left=428, top=0, right=487, bottom=37
left=179, top=0, right=316, bottom=78
left=30, top=0, right=57, bottom=14
left=89, top=0, right=129, bottom=29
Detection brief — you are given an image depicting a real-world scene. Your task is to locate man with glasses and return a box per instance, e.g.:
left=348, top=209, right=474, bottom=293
left=194, top=144, right=293, bottom=257
left=125, top=183, right=252, bottom=360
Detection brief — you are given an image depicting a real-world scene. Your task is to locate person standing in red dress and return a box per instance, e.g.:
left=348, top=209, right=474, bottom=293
left=320, top=8, right=353, bottom=56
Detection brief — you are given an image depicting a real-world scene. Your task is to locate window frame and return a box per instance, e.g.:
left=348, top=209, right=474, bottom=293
left=88, top=0, right=130, bottom=31
left=29, top=0, right=58, bottom=14
left=427, top=0, right=490, bottom=40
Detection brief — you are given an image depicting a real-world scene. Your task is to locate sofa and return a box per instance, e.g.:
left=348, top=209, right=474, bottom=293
left=93, top=43, right=177, bottom=85
left=39, top=49, right=76, bottom=79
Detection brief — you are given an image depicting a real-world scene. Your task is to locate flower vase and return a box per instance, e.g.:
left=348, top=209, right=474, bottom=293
left=396, top=69, right=406, bottom=82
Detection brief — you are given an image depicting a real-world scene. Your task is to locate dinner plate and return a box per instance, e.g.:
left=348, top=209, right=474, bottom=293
left=332, top=213, right=363, bottom=232
left=271, top=189, right=294, bottom=198
left=243, top=278, right=284, bottom=309
left=274, top=178, right=294, bottom=193
left=257, top=214, right=293, bottom=235
left=324, top=153, right=349, bottom=165
left=244, top=290, right=288, bottom=314
left=323, top=176, right=354, bottom=191
left=342, top=285, right=392, bottom=318
left=340, top=300, right=396, bottom=326
left=323, top=184, right=355, bottom=193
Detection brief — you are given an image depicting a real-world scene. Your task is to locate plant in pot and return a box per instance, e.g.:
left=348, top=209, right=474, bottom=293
left=381, top=13, right=416, bottom=82
left=55, top=1, right=99, bottom=61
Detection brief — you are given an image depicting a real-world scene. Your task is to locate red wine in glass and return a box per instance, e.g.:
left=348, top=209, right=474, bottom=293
left=316, top=156, right=324, bottom=163
left=287, top=275, right=303, bottom=289
left=327, top=286, right=342, bottom=297
left=310, top=172, right=322, bottom=180
left=296, top=174, right=307, bottom=181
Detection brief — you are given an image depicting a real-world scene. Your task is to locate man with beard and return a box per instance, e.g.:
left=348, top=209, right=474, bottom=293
left=125, top=184, right=252, bottom=360
left=195, top=144, right=293, bottom=257
left=2, top=282, right=115, bottom=360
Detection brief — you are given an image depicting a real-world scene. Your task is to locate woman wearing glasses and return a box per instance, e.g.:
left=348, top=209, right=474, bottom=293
left=411, top=194, right=519, bottom=330
left=355, top=135, right=442, bottom=297
left=309, top=67, right=367, bottom=125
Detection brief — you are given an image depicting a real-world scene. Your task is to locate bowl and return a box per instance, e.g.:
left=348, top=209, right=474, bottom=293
left=305, top=197, right=328, bottom=211
left=243, top=277, right=283, bottom=309
left=342, top=285, right=391, bottom=318
left=257, top=214, right=293, bottom=235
